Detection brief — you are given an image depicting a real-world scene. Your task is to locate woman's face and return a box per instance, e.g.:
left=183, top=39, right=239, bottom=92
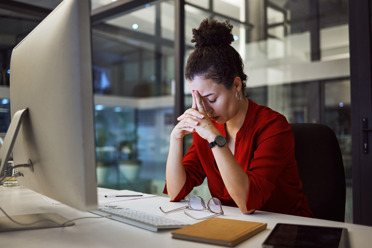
left=187, top=75, right=240, bottom=124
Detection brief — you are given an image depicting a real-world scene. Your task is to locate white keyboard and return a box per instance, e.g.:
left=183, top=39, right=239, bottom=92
left=92, top=206, right=188, bottom=232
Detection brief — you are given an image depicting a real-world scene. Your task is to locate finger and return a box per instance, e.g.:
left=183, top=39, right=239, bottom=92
left=177, top=109, right=204, bottom=121
left=175, top=121, right=197, bottom=133
left=191, top=90, right=197, bottom=109
left=194, top=91, right=206, bottom=113
left=173, top=125, right=194, bottom=138
left=178, top=117, right=199, bottom=127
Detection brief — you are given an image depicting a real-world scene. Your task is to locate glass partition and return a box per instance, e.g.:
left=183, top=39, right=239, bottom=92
left=91, top=0, right=175, bottom=195
left=0, top=98, right=10, bottom=134
left=0, top=0, right=352, bottom=221
left=184, top=0, right=351, bottom=221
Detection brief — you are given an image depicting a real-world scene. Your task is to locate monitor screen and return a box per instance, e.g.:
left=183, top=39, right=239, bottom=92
left=1, top=0, right=97, bottom=212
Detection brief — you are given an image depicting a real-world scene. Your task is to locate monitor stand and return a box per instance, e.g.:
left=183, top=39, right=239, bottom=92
left=0, top=108, right=75, bottom=232
left=0, top=108, right=29, bottom=180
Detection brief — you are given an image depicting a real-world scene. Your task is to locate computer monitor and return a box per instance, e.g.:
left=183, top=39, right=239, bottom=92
left=0, top=0, right=97, bottom=226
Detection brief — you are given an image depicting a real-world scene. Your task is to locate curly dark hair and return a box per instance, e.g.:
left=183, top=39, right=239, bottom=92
left=185, top=19, right=247, bottom=90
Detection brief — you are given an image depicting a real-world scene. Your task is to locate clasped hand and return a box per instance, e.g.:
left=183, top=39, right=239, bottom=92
left=172, top=90, right=220, bottom=142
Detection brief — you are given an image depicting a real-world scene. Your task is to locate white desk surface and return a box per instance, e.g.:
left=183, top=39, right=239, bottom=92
left=1, top=186, right=371, bottom=248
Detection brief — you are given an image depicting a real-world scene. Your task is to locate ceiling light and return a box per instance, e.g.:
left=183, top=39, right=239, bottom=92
left=114, top=107, right=122, bottom=112
left=95, top=105, right=104, bottom=111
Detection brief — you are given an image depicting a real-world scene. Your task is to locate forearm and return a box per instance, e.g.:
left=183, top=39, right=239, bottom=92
left=165, top=136, right=186, bottom=201
left=212, top=146, right=250, bottom=213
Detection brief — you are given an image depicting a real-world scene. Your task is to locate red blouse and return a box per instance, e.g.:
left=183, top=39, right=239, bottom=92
left=164, top=100, right=313, bottom=217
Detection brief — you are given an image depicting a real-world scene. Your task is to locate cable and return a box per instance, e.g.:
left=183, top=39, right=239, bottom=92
left=0, top=207, right=62, bottom=227
left=0, top=162, right=31, bottom=184
left=0, top=207, right=106, bottom=227
left=60, top=215, right=106, bottom=227
left=12, top=164, right=31, bottom=169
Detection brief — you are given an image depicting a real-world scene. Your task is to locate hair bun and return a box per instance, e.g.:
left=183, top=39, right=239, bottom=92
left=191, top=19, right=234, bottom=48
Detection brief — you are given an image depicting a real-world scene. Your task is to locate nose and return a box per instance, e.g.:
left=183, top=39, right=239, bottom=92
left=203, top=104, right=213, bottom=117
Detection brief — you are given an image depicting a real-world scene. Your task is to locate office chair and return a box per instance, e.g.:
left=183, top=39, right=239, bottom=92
left=290, top=123, right=346, bottom=222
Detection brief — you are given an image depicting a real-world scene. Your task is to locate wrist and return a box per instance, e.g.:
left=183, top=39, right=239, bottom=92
left=208, top=134, right=227, bottom=149
left=207, top=130, right=222, bottom=143
left=170, top=133, right=183, bottom=142
left=170, top=131, right=184, bottom=143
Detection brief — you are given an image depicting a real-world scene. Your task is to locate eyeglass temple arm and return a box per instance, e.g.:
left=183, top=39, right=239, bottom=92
left=159, top=206, right=188, bottom=214
left=184, top=211, right=223, bottom=220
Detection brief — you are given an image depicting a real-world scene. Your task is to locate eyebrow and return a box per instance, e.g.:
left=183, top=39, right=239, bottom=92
left=202, top=93, right=214, bottom=98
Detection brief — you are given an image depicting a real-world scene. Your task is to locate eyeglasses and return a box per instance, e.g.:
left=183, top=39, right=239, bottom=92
left=159, top=195, right=224, bottom=220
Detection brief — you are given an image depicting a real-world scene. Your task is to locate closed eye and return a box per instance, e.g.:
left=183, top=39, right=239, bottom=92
left=208, top=99, right=216, bottom=103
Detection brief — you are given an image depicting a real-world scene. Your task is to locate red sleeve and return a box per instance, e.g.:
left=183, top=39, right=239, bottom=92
left=245, top=116, right=296, bottom=211
left=163, top=135, right=206, bottom=201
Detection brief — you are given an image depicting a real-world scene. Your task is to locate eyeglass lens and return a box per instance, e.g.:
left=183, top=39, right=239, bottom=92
left=208, top=198, right=222, bottom=214
left=189, top=195, right=206, bottom=210
left=188, top=195, right=222, bottom=214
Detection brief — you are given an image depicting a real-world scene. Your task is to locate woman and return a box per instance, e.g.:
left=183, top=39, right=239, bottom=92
left=164, top=19, right=313, bottom=217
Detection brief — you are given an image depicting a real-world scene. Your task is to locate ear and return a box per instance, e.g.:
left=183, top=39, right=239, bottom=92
left=233, top=77, right=242, bottom=92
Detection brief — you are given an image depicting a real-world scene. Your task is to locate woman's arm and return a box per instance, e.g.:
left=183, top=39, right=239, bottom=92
left=165, top=133, right=186, bottom=200
left=210, top=143, right=251, bottom=214
left=191, top=91, right=252, bottom=214
left=165, top=93, right=205, bottom=200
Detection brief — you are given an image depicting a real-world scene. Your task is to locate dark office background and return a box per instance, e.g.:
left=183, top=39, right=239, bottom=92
left=0, top=0, right=371, bottom=225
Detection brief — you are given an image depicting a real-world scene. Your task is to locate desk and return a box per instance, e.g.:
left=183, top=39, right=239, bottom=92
left=1, top=186, right=371, bottom=248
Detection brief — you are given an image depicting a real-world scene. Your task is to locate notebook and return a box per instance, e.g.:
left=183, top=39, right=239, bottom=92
left=171, top=217, right=267, bottom=247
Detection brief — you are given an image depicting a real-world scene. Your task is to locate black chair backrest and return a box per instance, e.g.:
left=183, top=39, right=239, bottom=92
left=290, top=123, right=346, bottom=222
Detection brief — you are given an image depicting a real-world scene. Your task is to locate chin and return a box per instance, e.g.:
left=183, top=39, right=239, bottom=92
left=212, top=117, right=225, bottom=124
